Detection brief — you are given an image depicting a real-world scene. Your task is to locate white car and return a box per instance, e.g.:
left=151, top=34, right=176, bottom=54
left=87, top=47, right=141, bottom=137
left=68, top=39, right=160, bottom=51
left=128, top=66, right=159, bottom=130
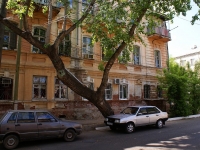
left=104, top=106, right=168, bottom=133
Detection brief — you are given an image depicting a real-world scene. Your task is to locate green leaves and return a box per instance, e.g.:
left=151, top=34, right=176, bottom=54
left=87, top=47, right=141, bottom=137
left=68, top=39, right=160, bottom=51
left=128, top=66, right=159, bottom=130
left=158, top=58, right=200, bottom=117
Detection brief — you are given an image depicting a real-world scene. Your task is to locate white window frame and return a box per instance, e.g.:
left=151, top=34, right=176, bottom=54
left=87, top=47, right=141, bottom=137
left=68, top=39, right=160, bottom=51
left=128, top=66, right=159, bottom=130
left=32, top=26, right=46, bottom=54
left=54, top=78, right=68, bottom=100
left=82, top=36, right=93, bottom=58
left=155, top=50, right=161, bottom=68
left=105, top=83, right=112, bottom=100
left=119, top=84, right=128, bottom=100
left=32, top=76, right=47, bottom=100
left=180, top=60, right=186, bottom=66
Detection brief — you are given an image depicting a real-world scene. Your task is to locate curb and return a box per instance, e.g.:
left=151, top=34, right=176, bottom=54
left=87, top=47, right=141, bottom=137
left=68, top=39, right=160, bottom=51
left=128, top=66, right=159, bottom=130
left=95, top=114, right=200, bottom=131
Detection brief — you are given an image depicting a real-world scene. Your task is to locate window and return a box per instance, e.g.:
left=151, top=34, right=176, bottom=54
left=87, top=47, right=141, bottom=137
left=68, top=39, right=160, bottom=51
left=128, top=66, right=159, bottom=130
left=119, top=84, right=128, bottom=100
left=147, top=107, right=160, bottom=114
left=17, top=112, right=35, bottom=123
left=7, top=112, right=17, bottom=123
left=0, top=77, right=13, bottom=100
left=3, top=25, right=17, bottom=50
left=157, top=85, right=162, bottom=98
left=82, top=0, right=94, bottom=14
left=37, top=112, right=57, bottom=122
left=82, top=37, right=93, bottom=59
left=105, top=84, right=112, bottom=100
left=144, top=84, right=150, bottom=98
left=133, top=45, right=140, bottom=65
left=59, top=34, right=71, bottom=57
left=55, top=78, right=68, bottom=100
left=180, top=60, right=186, bottom=66
left=191, top=59, right=195, bottom=66
left=138, top=108, right=148, bottom=115
left=56, top=0, right=72, bottom=8
left=118, top=47, right=130, bottom=63
left=33, top=76, right=47, bottom=99
left=32, top=27, right=46, bottom=54
left=155, top=50, right=161, bottom=67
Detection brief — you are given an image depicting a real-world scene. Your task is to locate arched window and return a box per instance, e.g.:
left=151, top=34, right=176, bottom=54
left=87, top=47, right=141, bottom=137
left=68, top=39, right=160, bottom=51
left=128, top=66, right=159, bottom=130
left=133, top=45, right=140, bottom=65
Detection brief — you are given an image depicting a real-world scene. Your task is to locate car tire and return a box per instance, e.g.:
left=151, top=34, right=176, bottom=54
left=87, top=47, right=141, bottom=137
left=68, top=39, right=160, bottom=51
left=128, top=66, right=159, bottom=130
left=125, top=122, right=135, bottom=133
left=3, top=134, right=19, bottom=150
left=156, top=120, right=163, bottom=129
left=63, top=129, right=77, bottom=142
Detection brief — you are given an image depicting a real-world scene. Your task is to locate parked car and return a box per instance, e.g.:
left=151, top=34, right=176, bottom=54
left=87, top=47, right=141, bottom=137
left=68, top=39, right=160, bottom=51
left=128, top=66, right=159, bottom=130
left=104, top=106, right=168, bottom=133
left=0, top=110, right=82, bottom=150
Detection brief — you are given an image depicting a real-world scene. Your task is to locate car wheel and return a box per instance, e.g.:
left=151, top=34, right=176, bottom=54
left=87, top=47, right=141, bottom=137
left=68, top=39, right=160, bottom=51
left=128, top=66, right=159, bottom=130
left=156, top=120, right=163, bottom=129
left=125, top=122, right=135, bottom=133
left=3, top=134, right=19, bottom=150
left=63, top=129, right=77, bottom=142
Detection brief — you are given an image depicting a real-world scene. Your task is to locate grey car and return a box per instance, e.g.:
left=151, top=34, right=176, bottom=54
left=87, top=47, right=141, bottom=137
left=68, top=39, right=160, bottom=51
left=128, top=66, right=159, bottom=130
left=0, top=110, right=82, bottom=150
left=104, top=106, right=168, bottom=133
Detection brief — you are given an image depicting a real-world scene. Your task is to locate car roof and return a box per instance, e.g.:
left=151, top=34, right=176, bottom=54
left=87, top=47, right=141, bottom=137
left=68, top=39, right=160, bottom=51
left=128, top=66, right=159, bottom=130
left=128, top=106, right=156, bottom=108
left=6, top=109, right=50, bottom=113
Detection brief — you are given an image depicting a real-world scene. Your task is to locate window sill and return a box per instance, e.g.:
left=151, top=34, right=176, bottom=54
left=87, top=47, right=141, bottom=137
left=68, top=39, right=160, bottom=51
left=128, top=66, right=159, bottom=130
left=32, top=99, right=47, bottom=102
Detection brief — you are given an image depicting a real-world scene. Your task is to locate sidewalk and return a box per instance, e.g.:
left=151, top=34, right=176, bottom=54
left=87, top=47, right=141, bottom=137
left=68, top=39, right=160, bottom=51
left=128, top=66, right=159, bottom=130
left=73, top=114, right=200, bottom=131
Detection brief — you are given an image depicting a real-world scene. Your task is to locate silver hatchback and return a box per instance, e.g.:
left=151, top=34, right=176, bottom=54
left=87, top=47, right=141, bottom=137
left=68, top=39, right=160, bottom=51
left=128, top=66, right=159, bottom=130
left=104, top=106, right=168, bottom=133
left=0, top=110, right=82, bottom=149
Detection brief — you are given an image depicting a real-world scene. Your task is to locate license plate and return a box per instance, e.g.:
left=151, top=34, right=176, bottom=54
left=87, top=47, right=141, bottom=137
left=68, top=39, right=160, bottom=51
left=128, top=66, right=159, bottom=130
left=107, top=122, right=113, bottom=125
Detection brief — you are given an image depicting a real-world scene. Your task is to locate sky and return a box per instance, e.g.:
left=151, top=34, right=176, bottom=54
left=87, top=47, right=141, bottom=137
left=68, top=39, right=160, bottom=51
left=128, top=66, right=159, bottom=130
left=168, top=1, right=200, bottom=57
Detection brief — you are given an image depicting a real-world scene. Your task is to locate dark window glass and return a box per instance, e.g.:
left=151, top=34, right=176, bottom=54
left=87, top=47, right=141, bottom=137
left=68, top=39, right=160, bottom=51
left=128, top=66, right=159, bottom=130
left=17, top=112, right=35, bottom=123
left=37, top=112, right=57, bottom=122
left=7, top=112, right=17, bottom=123
left=144, top=84, right=150, bottom=98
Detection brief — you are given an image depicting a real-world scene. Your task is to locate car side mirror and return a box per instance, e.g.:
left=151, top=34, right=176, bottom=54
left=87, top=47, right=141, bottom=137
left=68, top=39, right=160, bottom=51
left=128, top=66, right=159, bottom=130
left=137, top=113, right=142, bottom=116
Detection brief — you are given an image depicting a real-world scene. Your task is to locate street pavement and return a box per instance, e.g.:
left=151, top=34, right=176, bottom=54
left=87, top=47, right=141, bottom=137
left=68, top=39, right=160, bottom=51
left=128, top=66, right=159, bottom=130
left=74, top=114, right=200, bottom=131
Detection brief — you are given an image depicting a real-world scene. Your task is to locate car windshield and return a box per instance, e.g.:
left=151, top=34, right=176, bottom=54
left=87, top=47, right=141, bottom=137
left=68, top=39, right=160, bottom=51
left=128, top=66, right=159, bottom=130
left=121, top=107, right=139, bottom=115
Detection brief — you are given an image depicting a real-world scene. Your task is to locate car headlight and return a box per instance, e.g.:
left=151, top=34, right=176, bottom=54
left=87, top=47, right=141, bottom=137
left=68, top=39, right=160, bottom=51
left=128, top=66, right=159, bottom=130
left=105, top=118, right=108, bottom=121
left=114, top=119, right=120, bottom=123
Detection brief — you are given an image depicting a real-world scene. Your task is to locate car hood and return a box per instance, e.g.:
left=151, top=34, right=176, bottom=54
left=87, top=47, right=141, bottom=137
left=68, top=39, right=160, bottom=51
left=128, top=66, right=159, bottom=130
left=108, top=114, right=135, bottom=119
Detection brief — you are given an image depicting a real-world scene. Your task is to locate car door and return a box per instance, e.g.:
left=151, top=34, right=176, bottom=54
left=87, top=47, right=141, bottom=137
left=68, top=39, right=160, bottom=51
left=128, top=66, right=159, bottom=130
left=36, top=112, right=61, bottom=138
left=1, top=112, right=17, bottom=135
left=135, top=108, right=150, bottom=126
left=147, top=107, right=161, bottom=124
left=15, top=112, right=38, bottom=140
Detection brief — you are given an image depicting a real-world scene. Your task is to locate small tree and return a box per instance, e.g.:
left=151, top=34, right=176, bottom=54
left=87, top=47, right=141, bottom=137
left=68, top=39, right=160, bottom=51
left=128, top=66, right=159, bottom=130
left=158, top=58, right=200, bottom=117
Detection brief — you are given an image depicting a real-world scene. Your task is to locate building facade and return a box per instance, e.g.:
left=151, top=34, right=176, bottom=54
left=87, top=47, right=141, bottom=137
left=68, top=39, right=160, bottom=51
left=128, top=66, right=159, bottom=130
left=174, top=48, right=200, bottom=70
left=0, top=1, right=171, bottom=119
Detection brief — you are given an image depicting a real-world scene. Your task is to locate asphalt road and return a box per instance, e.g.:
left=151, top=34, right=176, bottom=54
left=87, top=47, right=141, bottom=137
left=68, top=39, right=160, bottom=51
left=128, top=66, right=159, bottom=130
left=1, top=118, right=200, bottom=150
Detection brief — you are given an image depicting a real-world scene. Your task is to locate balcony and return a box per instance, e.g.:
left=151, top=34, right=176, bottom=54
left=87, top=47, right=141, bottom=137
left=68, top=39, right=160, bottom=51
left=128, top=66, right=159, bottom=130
left=147, top=27, right=171, bottom=42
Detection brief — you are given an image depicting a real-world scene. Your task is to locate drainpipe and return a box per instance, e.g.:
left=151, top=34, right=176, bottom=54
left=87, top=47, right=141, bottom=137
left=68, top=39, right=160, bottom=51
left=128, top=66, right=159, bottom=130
left=14, top=20, right=22, bottom=110
left=0, top=0, right=7, bottom=68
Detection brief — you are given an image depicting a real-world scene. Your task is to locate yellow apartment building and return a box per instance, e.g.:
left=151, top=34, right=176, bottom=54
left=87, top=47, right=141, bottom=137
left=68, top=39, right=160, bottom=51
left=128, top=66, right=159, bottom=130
left=0, top=0, right=171, bottom=119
